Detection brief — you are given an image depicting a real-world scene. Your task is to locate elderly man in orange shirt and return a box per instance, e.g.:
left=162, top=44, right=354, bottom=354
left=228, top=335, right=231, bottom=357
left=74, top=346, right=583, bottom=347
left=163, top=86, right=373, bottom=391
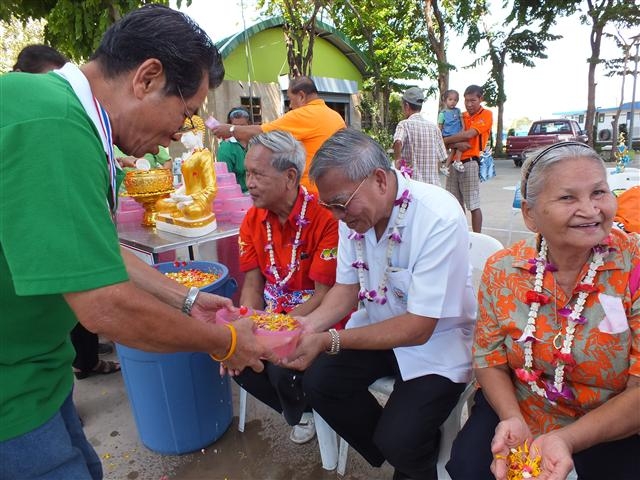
left=233, top=130, right=343, bottom=445
left=211, top=76, right=346, bottom=193
left=443, top=84, right=493, bottom=233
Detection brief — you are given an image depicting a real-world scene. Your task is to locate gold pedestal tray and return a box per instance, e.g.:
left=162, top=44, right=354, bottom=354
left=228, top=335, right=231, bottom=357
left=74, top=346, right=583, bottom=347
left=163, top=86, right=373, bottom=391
left=123, top=168, right=174, bottom=226
left=125, top=190, right=174, bottom=226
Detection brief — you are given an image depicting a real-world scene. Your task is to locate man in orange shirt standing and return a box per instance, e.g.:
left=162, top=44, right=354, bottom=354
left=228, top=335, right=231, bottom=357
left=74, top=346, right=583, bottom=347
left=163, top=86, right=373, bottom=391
left=212, top=76, right=346, bottom=193
left=443, top=85, right=493, bottom=233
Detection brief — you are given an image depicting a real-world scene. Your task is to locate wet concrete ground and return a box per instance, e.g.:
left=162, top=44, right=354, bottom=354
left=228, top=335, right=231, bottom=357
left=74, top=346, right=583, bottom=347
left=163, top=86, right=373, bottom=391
left=74, top=366, right=390, bottom=480
left=74, top=156, right=637, bottom=480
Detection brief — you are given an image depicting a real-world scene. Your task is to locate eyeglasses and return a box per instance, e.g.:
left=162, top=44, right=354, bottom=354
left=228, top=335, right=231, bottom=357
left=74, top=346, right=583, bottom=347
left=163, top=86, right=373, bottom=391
left=176, top=85, right=195, bottom=133
left=319, top=177, right=368, bottom=214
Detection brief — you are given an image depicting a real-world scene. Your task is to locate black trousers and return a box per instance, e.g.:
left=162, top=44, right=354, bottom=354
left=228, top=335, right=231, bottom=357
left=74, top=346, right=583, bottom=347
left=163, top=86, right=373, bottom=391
left=303, top=349, right=465, bottom=480
left=234, top=362, right=309, bottom=426
left=70, top=323, right=99, bottom=372
left=447, top=390, right=640, bottom=480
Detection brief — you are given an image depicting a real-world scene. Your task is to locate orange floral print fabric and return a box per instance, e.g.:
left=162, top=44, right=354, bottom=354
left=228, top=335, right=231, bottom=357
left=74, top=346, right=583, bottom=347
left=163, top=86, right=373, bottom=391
left=474, top=229, right=640, bottom=435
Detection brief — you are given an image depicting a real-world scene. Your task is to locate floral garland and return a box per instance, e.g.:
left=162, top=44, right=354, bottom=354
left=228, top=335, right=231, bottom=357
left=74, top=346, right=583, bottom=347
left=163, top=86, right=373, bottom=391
left=264, top=186, right=313, bottom=289
left=515, top=237, right=607, bottom=403
left=351, top=189, right=412, bottom=304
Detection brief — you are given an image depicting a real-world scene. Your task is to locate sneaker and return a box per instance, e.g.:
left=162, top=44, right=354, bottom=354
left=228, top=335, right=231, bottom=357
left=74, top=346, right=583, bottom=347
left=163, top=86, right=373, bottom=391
left=289, top=413, right=316, bottom=444
left=439, top=166, right=450, bottom=176
left=453, top=160, right=465, bottom=172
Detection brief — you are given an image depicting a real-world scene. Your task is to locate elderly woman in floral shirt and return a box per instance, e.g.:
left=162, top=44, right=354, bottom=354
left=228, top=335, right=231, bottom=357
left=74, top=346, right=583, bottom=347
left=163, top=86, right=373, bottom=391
left=447, top=142, right=640, bottom=480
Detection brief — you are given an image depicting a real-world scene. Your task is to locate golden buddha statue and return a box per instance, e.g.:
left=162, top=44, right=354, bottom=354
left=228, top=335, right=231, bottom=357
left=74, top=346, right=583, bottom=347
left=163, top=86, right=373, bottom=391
left=155, top=115, right=218, bottom=237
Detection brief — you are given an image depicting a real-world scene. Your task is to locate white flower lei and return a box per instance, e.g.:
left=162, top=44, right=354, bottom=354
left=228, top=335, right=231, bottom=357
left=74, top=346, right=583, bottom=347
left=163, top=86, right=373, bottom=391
left=351, top=189, right=412, bottom=304
left=517, top=237, right=606, bottom=403
left=264, top=186, right=312, bottom=289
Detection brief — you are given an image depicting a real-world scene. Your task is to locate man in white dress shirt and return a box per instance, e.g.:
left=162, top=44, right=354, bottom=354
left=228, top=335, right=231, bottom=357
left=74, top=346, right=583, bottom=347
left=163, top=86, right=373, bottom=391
left=284, top=129, right=476, bottom=480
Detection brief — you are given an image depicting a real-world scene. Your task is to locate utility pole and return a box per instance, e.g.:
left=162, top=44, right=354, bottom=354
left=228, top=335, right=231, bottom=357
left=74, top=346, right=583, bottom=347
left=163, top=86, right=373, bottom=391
left=628, top=34, right=640, bottom=151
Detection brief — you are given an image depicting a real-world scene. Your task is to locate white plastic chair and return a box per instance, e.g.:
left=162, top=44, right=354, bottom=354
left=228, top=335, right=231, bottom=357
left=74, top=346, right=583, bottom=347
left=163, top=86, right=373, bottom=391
left=468, top=232, right=504, bottom=273
left=607, top=168, right=639, bottom=192
left=332, top=379, right=477, bottom=478
left=237, top=388, right=340, bottom=470
left=239, top=234, right=504, bottom=474
left=333, top=233, right=503, bottom=477
left=507, top=184, right=522, bottom=245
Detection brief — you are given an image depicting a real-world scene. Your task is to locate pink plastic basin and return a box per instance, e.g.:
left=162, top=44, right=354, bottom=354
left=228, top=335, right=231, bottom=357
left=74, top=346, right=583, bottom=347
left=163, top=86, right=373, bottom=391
left=215, top=308, right=301, bottom=359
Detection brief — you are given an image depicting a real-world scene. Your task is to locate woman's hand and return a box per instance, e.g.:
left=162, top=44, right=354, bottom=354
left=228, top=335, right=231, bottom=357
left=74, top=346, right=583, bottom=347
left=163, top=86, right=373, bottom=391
left=491, top=416, right=533, bottom=480
left=531, top=432, right=575, bottom=480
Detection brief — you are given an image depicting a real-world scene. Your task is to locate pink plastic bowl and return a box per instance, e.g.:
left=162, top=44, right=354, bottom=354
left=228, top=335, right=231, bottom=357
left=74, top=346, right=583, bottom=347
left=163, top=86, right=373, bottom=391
left=214, top=162, right=228, bottom=174
left=216, top=211, right=231, bottom=223
left=229, top=210, right=247, bottom=225
left=118, top=196, right=143, bottom=212
left=216, top=184, right=243, bottom=200
left=216, top=173, right=237, bottom=186
left=116, top=208, right=144, bottom=224
left=215, top=308, right=301, bottom=359
left=225, top=196, right=253, bottom=211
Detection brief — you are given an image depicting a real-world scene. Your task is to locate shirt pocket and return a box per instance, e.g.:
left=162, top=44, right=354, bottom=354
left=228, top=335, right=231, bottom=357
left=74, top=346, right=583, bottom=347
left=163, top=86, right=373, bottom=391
left=386, top=267, right=411, bottom=309
left=597, top=293, right=629, bottom=334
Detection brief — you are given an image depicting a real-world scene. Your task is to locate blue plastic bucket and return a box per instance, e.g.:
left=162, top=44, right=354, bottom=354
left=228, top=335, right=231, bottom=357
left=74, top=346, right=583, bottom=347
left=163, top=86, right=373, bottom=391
left=116, top=261, right=237, bottom=455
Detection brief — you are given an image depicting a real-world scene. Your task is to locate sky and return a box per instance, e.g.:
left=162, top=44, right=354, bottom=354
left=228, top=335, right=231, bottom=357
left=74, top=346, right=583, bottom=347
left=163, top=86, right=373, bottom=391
left=174, top=0, right=639, bottom=127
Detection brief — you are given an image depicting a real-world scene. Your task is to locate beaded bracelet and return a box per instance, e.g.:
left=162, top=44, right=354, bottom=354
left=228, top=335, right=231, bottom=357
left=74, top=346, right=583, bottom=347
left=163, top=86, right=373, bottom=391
left=210, top=323, right=237, bottom=362
left=326, top=328, right=340, bottom=355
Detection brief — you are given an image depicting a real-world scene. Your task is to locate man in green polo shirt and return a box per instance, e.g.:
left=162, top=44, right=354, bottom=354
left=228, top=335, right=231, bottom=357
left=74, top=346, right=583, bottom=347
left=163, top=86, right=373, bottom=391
left=0, top=6, right=268, bottom=479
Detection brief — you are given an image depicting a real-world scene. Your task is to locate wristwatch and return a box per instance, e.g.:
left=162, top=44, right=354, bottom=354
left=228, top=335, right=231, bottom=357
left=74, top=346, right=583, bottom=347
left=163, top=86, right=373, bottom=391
left=229, top=125, right=236, bottom=136
left=181, top=287, right=199, bottom=315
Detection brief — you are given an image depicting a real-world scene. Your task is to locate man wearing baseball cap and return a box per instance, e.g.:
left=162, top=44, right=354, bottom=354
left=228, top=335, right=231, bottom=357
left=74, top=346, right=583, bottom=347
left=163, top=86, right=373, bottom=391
left=393, top=87, right=447, bottom=186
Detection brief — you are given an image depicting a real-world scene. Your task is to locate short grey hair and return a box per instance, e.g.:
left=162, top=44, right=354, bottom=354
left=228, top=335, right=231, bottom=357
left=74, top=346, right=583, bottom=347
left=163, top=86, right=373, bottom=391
left=310, top=128, right=391, bottom=183
left=521, top=142, right=605, bottom=207
left=248, top=130, right=306, bottom=182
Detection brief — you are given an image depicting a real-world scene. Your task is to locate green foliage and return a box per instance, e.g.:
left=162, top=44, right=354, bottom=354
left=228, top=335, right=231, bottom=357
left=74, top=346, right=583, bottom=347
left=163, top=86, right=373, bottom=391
left=327, top=0, right=432, bottom=130
left=0, top=0, right=190, bottom=62
left=258, top=0, right=328, bottom=77
left=0, top=16, right=47, bottom=73
left=331, top=0, right=432, bottom=85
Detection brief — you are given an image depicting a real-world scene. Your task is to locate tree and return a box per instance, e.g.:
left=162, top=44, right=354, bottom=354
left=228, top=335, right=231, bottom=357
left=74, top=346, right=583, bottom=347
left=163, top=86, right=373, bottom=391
left=259, top=0, right=328, bottom=78
left=422, top=0, right=449, bottom=109
left=509, top=0, right=640, bottom=147
left=603, top=30, right=639, bottom=158
left=329, top=0, right=432, bottom=133
left=422, top=0, right=485, bottom=110
left=0, top=0, right=188, bottom=61
left=0, top=16, right=47, bottom=73
left=464, top=3, right=560, bottom=155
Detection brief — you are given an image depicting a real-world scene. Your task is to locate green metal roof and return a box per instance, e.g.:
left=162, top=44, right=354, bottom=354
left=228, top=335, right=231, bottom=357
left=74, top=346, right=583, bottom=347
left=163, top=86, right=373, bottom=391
left=215, top=16, right=371, bottom=76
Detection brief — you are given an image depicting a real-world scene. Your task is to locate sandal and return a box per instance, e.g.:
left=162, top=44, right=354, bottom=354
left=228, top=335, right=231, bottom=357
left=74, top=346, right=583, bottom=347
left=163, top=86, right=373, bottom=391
left=74, top=359, right=121, bottom=380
